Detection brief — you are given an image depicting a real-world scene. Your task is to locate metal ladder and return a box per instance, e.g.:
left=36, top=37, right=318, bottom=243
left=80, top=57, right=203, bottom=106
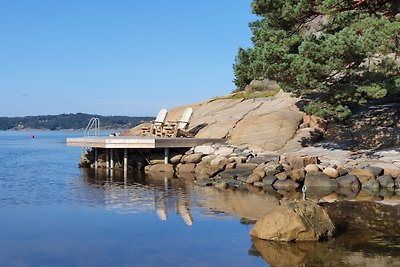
left=84, top=117, right=100, bottom=138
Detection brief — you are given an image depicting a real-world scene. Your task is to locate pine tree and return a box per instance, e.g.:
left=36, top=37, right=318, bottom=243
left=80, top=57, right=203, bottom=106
left=234, top=0, right=400, bottom=120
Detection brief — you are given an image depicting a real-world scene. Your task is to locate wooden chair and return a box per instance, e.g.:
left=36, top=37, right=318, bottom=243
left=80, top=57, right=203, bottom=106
left=141, top=108, right=167, bottom=136
left=163, top=107, right=193, bottom=137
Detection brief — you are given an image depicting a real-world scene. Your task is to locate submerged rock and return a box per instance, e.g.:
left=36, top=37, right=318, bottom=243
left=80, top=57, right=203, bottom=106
left=250, top=200, right=335, bottom=242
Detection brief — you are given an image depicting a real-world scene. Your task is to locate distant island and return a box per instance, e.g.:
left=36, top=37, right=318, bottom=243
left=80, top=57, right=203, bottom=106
left=0, top=113, right=154, bottom=130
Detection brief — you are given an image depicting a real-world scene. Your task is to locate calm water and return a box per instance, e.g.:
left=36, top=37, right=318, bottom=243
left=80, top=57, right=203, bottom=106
left=0, top=131, right=399, bottom=267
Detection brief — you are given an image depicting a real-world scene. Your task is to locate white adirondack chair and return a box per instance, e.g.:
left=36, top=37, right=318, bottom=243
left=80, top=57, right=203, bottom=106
left=141, top=108, right=167, bottom=136
left=163, top=107, right=193, bottom=137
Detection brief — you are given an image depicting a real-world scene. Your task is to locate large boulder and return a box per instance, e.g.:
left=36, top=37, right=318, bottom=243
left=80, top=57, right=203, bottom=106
left=250, top=201, right=335, bottom=242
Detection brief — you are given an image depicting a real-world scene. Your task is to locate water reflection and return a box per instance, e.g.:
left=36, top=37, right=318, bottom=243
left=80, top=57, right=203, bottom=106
left=79, top=169, right=400, bottom=267
left=252, top=231, right=400, bottom=267
left=80, top=169, right=194, bottom=225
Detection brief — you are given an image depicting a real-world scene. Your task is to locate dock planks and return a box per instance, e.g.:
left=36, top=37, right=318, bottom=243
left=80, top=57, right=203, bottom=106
left=66, top=136, right=223, bottom=149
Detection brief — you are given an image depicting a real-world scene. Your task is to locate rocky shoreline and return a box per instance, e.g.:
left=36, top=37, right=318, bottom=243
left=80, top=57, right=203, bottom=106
left=143, top=143, right=400, bottom=203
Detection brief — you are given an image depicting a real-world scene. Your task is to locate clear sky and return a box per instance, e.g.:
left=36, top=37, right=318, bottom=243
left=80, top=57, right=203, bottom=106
left=0, top=0, right=256, bottom=117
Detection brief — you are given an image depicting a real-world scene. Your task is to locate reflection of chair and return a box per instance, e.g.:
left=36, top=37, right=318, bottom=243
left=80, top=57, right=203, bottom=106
left=163, top=107, right=193, bottom=137
left=141, top=108, right=167, bottom=137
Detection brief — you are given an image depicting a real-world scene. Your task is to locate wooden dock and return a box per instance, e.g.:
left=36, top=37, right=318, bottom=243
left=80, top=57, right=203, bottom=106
left=67, top=136, right=223, bottom=172
left=67, top=136, right=221, bottom=149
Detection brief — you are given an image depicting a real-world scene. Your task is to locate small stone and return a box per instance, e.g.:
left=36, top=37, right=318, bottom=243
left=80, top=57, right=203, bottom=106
left=275, top=172, right=288, bottom=180
left=246, top=173, right=262, bottom=184
left=182, top=153, right=204, bottom=164
left=194, top=145, right=215, bottom=155
left=176, top=163, right=196, bottom=173
left=362, top=179, right=380, bottom=190
left=263, top=175, right=276, bottom=186
left=231, top=156, right=247, bottom=164
left=215, top=182, right=229, bottom=190
left=363, top=166, right=384, bottom=177
left=225, top=162, right=236, bottom=169
left=289, top=169, right=306, bottom=182
left=336, top=166, right=348, bottom=176
left=323, top=167, right=339, bottom=178
left=395, top=177, right=400, bottom=188
left=170, top=154, right=183, bottom=164
left=336, top=175, right=360, bottom=188
left=253, top=168, right=266, bottom=178
left=376, top=175, right=395, bottom=188
left=264, top=161, right=283, bottom=176
left=201, top=154, right=217, bottom=164
left=214, top=146, right=234, bottom=156
left=210, top=155, right=228, bottom=166
left=349, top=168, right=375, bottom=183
left=304, top=164, right=320, bottom=174
left=371, top=163, right=400, bottom=178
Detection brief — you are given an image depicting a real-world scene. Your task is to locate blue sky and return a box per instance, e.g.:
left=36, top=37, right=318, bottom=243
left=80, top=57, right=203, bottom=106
left=0, top=1, right=255, bottom=117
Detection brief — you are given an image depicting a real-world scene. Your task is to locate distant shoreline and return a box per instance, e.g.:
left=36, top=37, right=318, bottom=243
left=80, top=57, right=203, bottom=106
left=0, top=113, right=154, bottom=131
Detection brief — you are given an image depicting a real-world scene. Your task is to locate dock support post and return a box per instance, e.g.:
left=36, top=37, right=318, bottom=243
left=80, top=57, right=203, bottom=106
left=110, top=149, right=114, bottom=169
left=106, top=149, right=110, bottom=169
left=164, top=148, right=169, bottom=164
left=124, top=148, right=128, bottom=175
left=94, top=148, right=98, bottom=169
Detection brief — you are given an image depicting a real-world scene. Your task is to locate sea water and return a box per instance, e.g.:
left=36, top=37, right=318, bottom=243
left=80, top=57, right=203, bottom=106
left=0, top=131, right=264, bottom=267
left=0, top=131, right=399, bottom=267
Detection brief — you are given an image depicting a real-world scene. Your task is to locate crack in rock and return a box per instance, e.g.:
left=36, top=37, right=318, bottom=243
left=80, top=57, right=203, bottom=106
left=223, top=101, right=264, bottom=140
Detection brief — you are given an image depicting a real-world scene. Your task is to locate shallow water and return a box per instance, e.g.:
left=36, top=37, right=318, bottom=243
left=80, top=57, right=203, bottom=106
left=0, top=131, right=399, bottom=267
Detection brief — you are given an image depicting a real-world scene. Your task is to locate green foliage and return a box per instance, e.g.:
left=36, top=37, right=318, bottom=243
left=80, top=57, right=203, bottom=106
left=304, top=100, right=352, bottom=121
left=0, top=113, right=153, bottom=130
left=234, top=0, right=400, bottom=119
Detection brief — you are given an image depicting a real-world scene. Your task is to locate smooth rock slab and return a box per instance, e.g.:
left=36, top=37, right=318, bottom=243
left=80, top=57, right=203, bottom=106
left=250, top=200, right=335, bottom=242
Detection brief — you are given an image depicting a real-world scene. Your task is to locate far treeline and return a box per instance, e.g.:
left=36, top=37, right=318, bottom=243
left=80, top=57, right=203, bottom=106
left=0, top=113, right=154, bottom=130
left=233, top=0, right=400, bottom=120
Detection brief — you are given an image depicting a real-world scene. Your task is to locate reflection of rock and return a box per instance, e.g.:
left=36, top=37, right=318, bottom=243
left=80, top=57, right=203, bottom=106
left=320, top=201, right=400, bottom=236
left=252, top=237, right=327, bottom=267
left=250, top=200, right=334, bottom=241
left=196, top=187, right=280, bottom=220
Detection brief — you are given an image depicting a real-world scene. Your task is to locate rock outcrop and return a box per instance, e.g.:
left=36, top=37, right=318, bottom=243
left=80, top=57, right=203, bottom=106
left=250, top=200, right=335, bottom=242
left=125, top=91, right=307, bottom=151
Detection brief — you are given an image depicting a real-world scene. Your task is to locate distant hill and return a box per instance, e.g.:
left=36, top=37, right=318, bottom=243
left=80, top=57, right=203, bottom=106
left=0, top=113, right=154, bottom=130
